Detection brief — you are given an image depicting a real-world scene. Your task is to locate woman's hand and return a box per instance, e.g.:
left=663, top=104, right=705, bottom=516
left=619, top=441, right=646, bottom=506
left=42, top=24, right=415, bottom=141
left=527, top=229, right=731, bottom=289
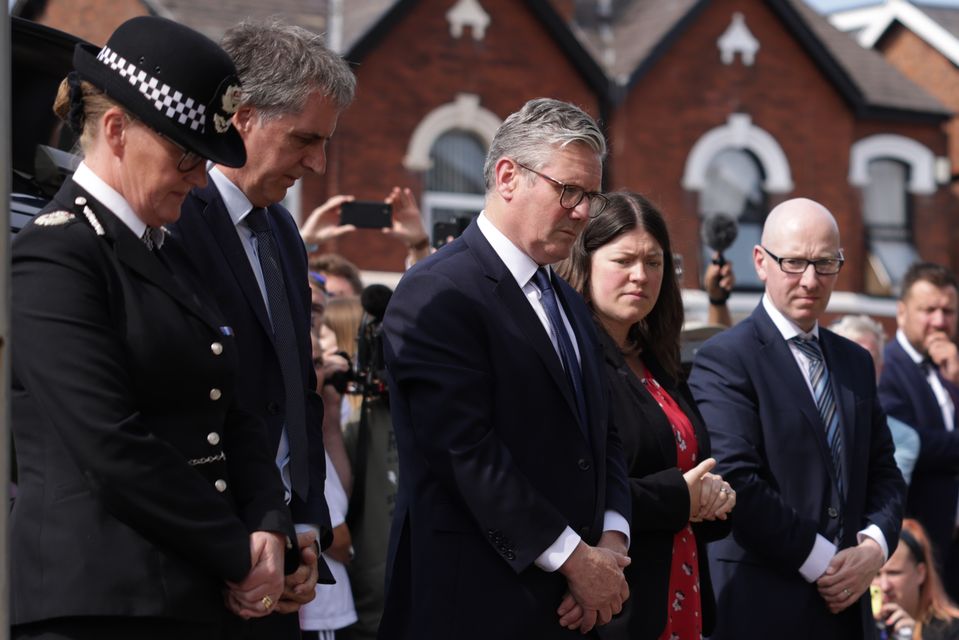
left=224, top=531, right=286, bottom=618
left=300, top=194, right=356, bottom=245
left=879, top=601, right=917, bottom=635
left=698, top=473, right=735, bottom=521
left=683, top=457, right=716, bottom=521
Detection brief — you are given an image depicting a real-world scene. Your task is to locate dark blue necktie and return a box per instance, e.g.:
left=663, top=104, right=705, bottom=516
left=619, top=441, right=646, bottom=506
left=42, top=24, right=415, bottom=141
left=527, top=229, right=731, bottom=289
left=792, top=336, right=844, bottom=497
left=532, top=267, right=587, bottom=431
left=247, top=207, right=309, bottom=499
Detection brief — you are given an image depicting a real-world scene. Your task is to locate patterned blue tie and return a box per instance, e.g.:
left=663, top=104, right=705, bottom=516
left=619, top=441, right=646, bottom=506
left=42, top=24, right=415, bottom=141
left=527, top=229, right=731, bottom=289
left=532, top=267, right=587, bottom=431
left=247, top=208, right=309, bottom=499
left=792, top=336, right=844, bottom=497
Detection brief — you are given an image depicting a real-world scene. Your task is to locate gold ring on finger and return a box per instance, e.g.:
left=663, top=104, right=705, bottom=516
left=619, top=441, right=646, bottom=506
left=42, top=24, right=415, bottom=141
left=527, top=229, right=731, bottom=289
left=261, top=595, right=274, bottom=610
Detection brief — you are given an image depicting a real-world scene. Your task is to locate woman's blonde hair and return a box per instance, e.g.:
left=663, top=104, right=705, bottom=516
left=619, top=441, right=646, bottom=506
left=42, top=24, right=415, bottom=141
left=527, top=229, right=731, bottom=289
left=53, top=77, right=119, bottom=153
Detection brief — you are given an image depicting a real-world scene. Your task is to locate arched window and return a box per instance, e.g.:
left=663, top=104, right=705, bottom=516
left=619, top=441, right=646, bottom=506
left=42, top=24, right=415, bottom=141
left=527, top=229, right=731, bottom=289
left=862, top=158, right=918, bottom=296
left=683, top=113, right=792, bottom=292
left=699, top=148, right=768, bottom=291
left=404, top=94, right=499, bottom=245
left=422, top=130, right=487, bottom=245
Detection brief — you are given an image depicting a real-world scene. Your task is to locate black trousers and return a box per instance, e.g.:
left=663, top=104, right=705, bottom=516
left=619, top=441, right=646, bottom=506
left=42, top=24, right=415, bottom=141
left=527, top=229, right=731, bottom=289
left=12, top=616, right=220, bottom=640
left=221, top=610, right=301, bottom=639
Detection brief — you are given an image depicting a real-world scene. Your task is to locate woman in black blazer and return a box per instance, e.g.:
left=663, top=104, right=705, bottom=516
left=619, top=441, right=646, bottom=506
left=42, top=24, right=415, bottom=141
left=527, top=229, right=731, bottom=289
left=557, top=192, right=735, bottom=640
left=11, top=17, right=292, bottom=640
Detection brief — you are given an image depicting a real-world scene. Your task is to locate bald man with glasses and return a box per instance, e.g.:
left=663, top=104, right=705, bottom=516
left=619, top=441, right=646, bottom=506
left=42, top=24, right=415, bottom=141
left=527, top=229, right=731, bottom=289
left=688, top=198, right=904, bottom=640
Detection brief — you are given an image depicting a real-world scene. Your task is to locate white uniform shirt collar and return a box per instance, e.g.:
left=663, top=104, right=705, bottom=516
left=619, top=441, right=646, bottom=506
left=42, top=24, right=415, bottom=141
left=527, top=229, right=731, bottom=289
left=72, top=161, right=147, bottom=240
left=896, top=328, right=925, bottom=365
left=476, top=212, right=541, bottom=288
left=762, top=294, right=821, bottom=341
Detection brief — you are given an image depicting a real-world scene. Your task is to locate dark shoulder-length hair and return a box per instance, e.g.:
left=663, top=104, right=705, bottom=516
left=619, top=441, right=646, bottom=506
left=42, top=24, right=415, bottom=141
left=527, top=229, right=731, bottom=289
left=556, top=191, right=684, bottom=378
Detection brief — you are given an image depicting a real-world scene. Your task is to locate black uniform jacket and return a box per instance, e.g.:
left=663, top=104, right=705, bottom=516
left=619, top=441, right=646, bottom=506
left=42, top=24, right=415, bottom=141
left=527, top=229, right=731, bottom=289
left=10, top=178, right=291, bottom=625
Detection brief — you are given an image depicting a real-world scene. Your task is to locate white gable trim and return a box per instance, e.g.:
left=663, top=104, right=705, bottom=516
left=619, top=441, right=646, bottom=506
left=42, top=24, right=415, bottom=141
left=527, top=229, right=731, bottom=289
left=849, top=133, right=937, bottom=194
left=681, top=113, right=793, bottom=193
left=403, top=93, right=501, bottom=171
left=829, top=0, right=959, bottom=68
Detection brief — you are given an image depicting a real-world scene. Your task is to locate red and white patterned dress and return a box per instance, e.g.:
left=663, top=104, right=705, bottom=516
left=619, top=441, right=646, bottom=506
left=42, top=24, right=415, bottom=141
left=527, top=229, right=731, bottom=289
left=641, top=367, right=703, bottom=640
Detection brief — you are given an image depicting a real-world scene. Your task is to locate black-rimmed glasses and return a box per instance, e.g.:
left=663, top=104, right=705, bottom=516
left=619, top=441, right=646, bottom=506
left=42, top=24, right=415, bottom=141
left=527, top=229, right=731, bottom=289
left=127, top=113, right=205, bottom=172
left=761, top=246, right=844, bottom=275
left=515, top=161, right=609, bottom=218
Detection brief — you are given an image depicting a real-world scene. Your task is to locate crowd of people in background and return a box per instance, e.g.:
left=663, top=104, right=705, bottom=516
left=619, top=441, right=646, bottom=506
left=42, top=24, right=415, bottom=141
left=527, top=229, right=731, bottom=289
left=11, top=11, right=959, bottom=640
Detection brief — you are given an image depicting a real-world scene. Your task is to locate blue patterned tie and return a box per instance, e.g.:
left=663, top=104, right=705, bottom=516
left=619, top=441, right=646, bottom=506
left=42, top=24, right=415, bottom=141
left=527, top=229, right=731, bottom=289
left=792, top=336, right=844, bottom=497
left=532, top=267, right=587, bottom=431
left=247, top=208, right=309, bottom=499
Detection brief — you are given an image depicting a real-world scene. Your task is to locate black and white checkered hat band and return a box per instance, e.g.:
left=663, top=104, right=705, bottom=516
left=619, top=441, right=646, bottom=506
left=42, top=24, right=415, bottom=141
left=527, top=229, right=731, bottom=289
left=96, top=45, right=207, bottom=131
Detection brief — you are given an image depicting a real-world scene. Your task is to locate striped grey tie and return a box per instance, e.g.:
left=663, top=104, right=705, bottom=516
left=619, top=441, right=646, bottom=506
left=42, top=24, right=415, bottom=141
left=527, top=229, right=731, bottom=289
left=792, top=336, right=844, bottom=497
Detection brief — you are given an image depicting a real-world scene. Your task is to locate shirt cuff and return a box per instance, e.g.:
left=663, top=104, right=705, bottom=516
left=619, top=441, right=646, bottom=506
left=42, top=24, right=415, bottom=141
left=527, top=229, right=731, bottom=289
left=603, top=510, right=631, bottom=551
left=294, top=523, right=321, bottom=544
left=534, top=526, right=581, bottom=572
left=858, top=524, right=889, bottom=562
left=799, top=533, right=838, bottom=582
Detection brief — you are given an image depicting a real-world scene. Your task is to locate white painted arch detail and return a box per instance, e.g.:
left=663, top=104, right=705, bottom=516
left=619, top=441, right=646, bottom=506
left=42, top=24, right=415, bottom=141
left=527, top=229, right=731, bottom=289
left=849, top=133, right=936, bottom=195
left=403, top=93, right=501, bottom=171
left=682, top=113, right=794, bottom=193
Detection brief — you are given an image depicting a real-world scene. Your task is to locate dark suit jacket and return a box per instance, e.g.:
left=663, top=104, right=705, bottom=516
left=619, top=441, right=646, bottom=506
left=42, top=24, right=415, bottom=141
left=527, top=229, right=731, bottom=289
left=595, top=330, right=729, bottom=640
left=879, top=338, right=959, bottom=561
left=171, top=180, right=333, bottom=568
left=10, top=178, right=290, bottom=625
left=688, top=304, right=904, bottom=640
left=378, top=221, right=631, bottom=640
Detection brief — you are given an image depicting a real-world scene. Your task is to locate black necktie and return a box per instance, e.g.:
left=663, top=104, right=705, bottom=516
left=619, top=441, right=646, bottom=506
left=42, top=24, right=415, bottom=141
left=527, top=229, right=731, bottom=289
left=141, top=226, right=166, bottom=250
left=246, top=207, right=309, bottom=499
left=532, top=267, right=588, bottom=432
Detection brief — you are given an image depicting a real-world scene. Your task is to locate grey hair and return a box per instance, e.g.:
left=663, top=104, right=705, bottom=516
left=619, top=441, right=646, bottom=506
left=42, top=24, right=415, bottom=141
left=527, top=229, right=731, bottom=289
left=483, top=98, right=606, bottom=191
left=221, top=18, right=356, bottom=119
left=829, top=314, right=886, bottom=352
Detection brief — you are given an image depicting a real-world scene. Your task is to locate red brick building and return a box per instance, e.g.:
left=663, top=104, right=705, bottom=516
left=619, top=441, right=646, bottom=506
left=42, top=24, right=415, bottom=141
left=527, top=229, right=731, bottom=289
left=15, top=0, right=958, bottom=319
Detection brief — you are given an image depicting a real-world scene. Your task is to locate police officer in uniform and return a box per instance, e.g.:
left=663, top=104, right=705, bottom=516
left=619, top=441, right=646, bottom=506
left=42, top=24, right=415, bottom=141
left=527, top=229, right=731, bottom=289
left=10, top=17, right=294, bottom=640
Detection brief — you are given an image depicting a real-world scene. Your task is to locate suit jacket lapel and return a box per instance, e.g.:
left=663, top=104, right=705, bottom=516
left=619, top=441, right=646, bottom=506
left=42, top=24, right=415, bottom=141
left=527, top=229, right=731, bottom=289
left=194, top=182, right=274, bottom=340
left=555, top=278, right=601, bottom=443
left=752, top=305, right=840, bottom=489
left=462, top=224, right=585, bottom=440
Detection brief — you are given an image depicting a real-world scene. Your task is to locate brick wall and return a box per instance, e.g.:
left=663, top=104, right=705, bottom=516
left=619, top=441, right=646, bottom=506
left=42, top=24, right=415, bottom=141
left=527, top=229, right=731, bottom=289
left=316, top=0, right=602, bottom=272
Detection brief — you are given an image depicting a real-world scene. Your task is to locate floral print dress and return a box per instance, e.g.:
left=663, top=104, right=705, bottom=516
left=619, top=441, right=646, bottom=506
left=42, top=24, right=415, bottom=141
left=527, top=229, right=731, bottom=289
left=641, top=367, right=703, bottom=640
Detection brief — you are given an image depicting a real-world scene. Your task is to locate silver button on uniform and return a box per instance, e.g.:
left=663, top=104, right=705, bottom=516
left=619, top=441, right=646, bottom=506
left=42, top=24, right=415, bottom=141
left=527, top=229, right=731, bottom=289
left=210, top=342, right=223, bottom=356
left=209, top=388, right=222, bottom=401
left=207, top=432, right=220, bottom=446
left=215, top=479, right=227, bottom=492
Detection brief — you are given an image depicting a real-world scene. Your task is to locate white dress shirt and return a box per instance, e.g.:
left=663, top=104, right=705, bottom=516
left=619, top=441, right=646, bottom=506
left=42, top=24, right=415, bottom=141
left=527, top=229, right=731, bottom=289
left=476, top=213, right=630, bottom=572
left=762, top=296, right=888, bottom=582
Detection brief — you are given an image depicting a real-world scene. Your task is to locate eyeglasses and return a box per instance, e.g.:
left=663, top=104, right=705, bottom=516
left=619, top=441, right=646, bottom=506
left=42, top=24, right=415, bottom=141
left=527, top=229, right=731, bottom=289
left=515, top=161, right=609, bottom=218
left=126, top=113, right=205, bottom=172
left=154, top=130, right=205, bottom=173
left=761, top=246, right=844, bottom=275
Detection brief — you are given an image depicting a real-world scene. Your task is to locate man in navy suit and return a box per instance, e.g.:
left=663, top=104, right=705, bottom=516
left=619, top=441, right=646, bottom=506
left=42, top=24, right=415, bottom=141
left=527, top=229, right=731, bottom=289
left=689, top=198, right=904, bottom=639
left=878, top=262, right=959, bottom=598
left=169, top=19, right=356, bottom=639
left=379, top=98, right=631, bottom=640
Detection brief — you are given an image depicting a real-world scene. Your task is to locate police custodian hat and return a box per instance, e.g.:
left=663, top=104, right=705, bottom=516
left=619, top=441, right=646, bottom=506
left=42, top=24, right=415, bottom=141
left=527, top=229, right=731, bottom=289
left=73, top=16, right=246, bottom=168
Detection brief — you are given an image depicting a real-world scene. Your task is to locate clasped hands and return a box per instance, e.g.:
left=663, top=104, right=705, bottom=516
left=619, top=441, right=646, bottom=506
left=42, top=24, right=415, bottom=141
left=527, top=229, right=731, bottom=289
left=816, top=537, right=884, bottom=614
left=224, top=529, right=319, bottom=618
left=556, top=532, right=631, bottom=633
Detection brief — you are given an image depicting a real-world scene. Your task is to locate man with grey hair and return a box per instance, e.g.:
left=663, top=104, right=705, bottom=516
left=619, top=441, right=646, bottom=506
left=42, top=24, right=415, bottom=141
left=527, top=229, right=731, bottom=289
left=169, top=18, right=356, bottom=640
left=379, top=98, right=631, bottom=639
left=830, top=315, right=920, bottom=484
